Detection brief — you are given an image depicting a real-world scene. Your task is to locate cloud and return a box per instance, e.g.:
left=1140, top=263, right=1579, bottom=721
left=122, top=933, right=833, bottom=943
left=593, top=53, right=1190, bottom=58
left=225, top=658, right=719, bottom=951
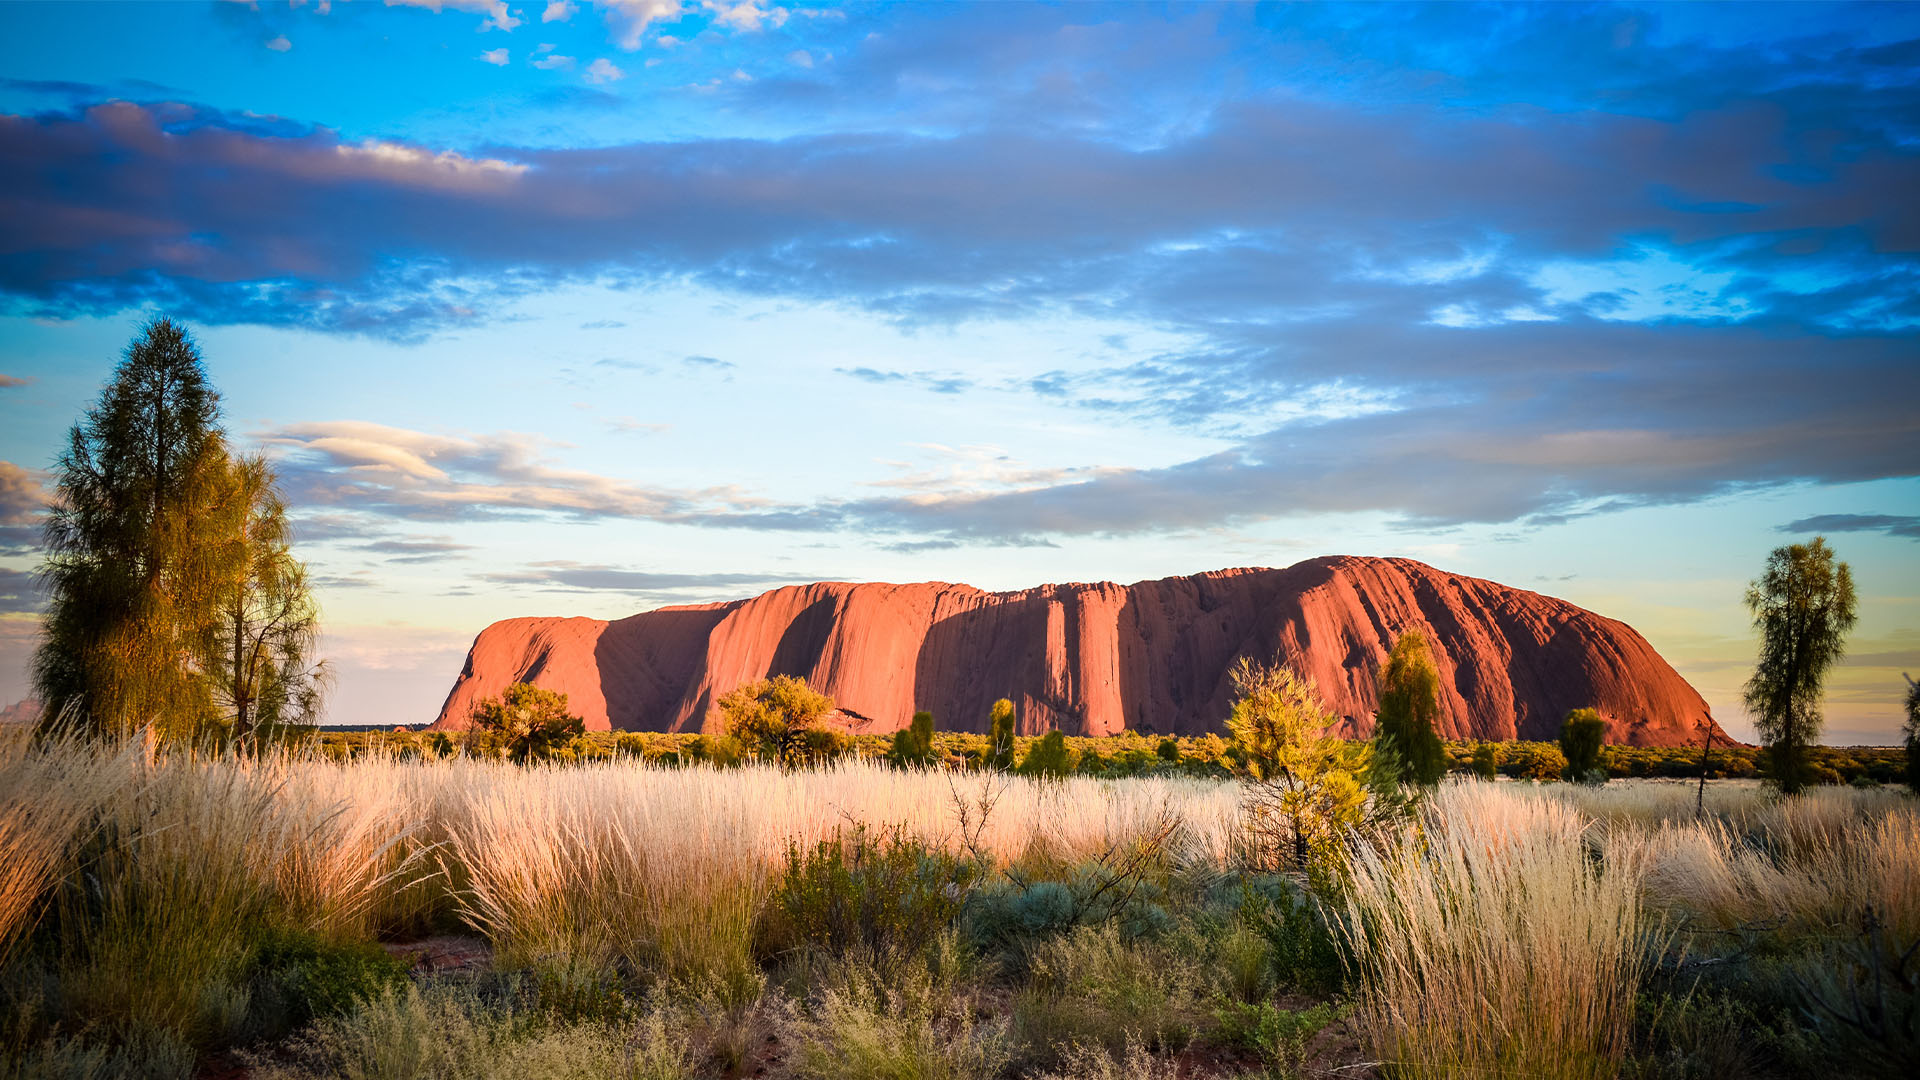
left=1780, top=514, right=1920, bottom=541
left=257, top=420, right=775, bottom=523
left=482, top=560, right=811, bottom=600
left=579, top=319, right=625, bottom=329
left=0, top=10, right=1915, bottom=540
left=532, top=53, right=576, bottom=70
left=0, top=572, right=41, bottom=618
left=265, top=35, right=292, bottom=52
left=356, top=535, right=477, bottom=563
left=479, top=48, right=509, bottom=65
left=542, top=0, right=577, bottom=23
left=682, top=354, right=735, bottom=371
left=585, top=57, right=625, bottom=83
left=0, top=462, right=47, bottom=555
left=0, top=375, right=30, bottom=388
left=704, top=1, right=786, bottom=33
left=385, top=0, right=520, bottom=34
left=837, top=367, right=973, bottom=394
left=0, top=569, right=43, bottom=615
left=602, top=0, right=686, bottom=49
left=288, top=512, right=387, bottom=543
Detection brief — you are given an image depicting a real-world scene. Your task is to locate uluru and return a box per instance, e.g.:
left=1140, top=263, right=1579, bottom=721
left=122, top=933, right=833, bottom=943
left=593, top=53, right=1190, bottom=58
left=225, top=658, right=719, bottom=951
left=432, top=556, right=1721, bottom=746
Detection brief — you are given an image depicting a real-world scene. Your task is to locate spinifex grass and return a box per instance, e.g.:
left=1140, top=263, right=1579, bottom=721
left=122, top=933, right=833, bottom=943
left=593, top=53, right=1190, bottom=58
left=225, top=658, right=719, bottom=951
left=1343, top=783, right=1650, bottom=1080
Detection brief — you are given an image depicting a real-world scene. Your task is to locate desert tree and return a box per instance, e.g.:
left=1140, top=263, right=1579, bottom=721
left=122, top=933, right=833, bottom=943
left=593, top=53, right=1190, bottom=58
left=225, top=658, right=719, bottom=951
left=1226, top=656, right=1404, bottom=878
left=34, top=318, right=229, bottom=738
left=1903, top=673, right=1918, bottom=792
left=1744, top=537, right=1856, bottom=794
left=1374, top=631, right=1447, bottom=786
left=200, top=453, right=328, bottom=742
left=1559, top=707, right=1607, bottom=783
left=716, top=674, right=836, bottom=764
left=469, top=682, right=585, bottom=763
left=986, top=697, right=1017, bottom=771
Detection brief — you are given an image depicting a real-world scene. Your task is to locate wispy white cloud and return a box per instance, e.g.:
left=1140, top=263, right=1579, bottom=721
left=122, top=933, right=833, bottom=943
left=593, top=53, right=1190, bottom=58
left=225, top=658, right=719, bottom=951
left=384, top=1, right=520, bottom=34
left=478, top=47, right=509, bottom=65
left=265, top=35, right=292, bottom=52
left=541, top=0, right=577, bottom=23
left=585, top=57, right=625, bottom=82
left=257, top=420, right=766, bottom=522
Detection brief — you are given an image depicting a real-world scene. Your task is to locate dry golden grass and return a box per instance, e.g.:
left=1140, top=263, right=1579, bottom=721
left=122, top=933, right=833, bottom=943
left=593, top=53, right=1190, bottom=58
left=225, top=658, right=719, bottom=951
left=1, top=735, right=1911, bottom=1069
left=444, top=760, right=1242, bottom=979
left=1343, top=783, right=1651, bottom=1080
left=0, top=728, right=126, bottom=961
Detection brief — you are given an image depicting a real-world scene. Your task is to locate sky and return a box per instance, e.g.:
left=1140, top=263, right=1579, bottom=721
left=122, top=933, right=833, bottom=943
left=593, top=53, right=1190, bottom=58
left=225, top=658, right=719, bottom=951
left=0, top=1, right=1916, bottom=742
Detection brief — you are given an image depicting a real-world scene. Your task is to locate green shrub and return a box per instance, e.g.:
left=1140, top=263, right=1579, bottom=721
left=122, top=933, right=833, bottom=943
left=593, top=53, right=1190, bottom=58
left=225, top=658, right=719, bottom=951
left=1212, top=998, right=1347, bottom=1076
left=1212, top=922, right=1273, bottom=1005
left=1233, top=875, right=1346, bottom=995
left=1500, top=742, right=1568, bottom=781
left=686, top=733, right=744, bottom=768
left=983, top=700, right=1017, bottom=771
left=1155, top=738, right=1181, bottom=764
left=761, top=825, right=978, bottom=975
left=787, top=961, right=1011, bottom=1080
left=964, top=870, right=1173, bottom=976
left=1030, top=1038, right=1181, bottom=1080
left=248, top=981, right=696, bottom=1080
left=1626, top=988, right=1815, bottom=1080
left=890, top=711, right=937, bottom=768
left=468, top=683, right=585, bottom=764
left=1013, top=925, right=1201, bottom=1068
left=1018, top=731, right=1073, bottom=779
left=1560, top=708, right=1607, bottom=782
left=1075, top=749, right=1109, bottom=776
left=245, top=928, right=410, bottom=1040
left=0, top=1026, right=197, bottom=1080
left=1470, top=742, right=1500, bottom=781
left=1788, top=913, right=1920, bottom=1075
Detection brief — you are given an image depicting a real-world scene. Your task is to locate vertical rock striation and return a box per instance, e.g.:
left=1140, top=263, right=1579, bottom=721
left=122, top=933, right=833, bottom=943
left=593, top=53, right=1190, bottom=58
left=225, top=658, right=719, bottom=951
left=431, top=556, right=1721, bottom=746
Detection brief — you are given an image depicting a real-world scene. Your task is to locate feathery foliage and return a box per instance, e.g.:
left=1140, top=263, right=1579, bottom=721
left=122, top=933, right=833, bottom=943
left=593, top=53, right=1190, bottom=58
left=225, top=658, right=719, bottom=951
left=32, top=319, right=325, bottom=741
left=1560, top=708, right=1607, bottom=783
left=986, top=698, right=1017, bottom=771
left=469, top=683, right=585, bottom=763
left=1375, top=631, right=1446, bottom=786
left=34, top=318, right=228, bottom=738
left=1225, top=656, right=1404, bottom=878
left=202, top=453, right=328, bottom=742
left=1744, top=537, right=1857, bottom=794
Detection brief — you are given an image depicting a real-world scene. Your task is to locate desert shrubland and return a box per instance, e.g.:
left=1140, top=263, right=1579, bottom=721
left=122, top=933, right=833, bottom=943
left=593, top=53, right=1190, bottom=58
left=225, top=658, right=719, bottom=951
left=0, top=732, right=1912, bottom=1079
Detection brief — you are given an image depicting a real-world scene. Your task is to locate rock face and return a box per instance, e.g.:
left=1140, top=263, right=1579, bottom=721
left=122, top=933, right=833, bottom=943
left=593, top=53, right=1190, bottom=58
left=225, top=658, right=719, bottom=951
left=432, top=556, right=1722, bottom=746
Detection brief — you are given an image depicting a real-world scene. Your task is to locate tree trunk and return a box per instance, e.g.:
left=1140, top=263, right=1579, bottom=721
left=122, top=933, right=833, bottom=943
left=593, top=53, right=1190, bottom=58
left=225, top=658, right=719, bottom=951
left=232, top=606, right=250, bottom=744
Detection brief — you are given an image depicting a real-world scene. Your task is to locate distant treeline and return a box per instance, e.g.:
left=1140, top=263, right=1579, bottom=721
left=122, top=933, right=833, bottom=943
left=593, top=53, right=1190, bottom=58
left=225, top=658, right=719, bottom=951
left=311, top=727, right=1909, bottom=786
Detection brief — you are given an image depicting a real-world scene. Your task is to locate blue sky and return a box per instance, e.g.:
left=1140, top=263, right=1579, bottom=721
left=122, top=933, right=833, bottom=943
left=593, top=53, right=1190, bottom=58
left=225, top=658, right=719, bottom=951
left=0, top=1, right=1915, bottom=741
